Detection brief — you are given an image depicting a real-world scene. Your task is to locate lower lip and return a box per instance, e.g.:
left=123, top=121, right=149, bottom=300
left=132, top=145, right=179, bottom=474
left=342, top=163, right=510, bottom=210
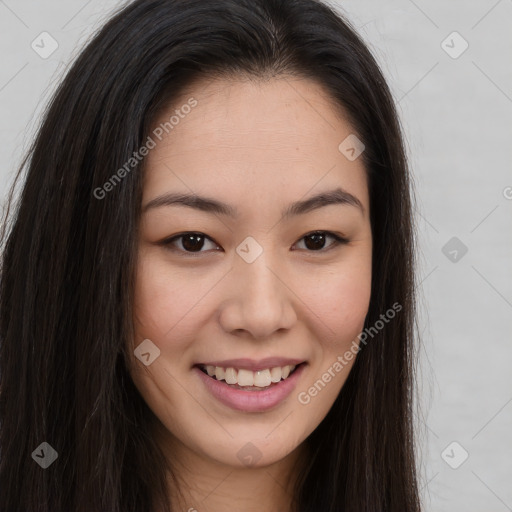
left=195, top=363, right=306, bottom=412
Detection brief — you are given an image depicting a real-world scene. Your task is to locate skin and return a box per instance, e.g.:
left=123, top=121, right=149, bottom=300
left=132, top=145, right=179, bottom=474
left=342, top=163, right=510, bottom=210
left=128, top=75, right=373, bottom=512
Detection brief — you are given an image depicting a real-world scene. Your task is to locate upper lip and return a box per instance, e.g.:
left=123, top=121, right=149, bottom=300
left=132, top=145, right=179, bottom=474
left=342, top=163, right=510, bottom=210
left=196, top=357, right=305, bottom=371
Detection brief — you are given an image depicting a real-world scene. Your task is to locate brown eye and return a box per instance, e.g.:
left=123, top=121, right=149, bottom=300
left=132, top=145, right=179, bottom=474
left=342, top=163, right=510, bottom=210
left=304, top=232, right=327, bottom=250
left=160, top=230, right=348, bottom=256
left=294, top=231, right=348, bottom=252
left=161, top=232, right=220, bottom=254
left=181, top=234, right=206, bottom=252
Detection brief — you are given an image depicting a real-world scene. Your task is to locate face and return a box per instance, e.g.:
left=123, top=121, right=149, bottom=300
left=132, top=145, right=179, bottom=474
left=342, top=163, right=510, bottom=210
left=128, top=76, right=372, bottom=472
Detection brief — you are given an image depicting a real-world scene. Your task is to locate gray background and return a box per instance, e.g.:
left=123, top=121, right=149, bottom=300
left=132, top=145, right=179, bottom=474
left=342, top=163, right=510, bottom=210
left=1, top=0, right=511, bottom=510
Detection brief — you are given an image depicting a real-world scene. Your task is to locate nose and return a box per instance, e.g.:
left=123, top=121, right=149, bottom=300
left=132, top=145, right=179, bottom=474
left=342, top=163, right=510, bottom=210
left=218, top=247, right=297, bottom=339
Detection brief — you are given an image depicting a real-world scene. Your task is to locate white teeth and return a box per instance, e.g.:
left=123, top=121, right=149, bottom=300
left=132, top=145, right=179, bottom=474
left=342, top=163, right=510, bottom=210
left=254, top=369, right=272, bottom=387
left=215, top=366, right=225, bottom=381
left=270, top=366, right=282, bottom=383
left=225, top=367, right=237, bottom=385
left=237, top=369, right=254, bottom=386
left=202, top=364, right=298, bottom=387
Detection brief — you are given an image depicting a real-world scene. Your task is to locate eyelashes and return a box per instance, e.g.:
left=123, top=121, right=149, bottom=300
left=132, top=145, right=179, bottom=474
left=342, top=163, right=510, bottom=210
left=158, top=230, right=349, bottom=257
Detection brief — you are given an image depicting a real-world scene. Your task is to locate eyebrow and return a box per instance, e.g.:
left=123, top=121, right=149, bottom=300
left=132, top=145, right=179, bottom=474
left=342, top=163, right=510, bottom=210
left=142, top=187, right=365, bottom=218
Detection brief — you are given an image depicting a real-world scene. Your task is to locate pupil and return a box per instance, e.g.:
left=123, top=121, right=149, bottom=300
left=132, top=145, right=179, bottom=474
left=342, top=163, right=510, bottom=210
left=181, top=233, right=326, bottom=252
left=182, top=234, right=204, bottom=252
left=305, top=233, right=325, bottom=250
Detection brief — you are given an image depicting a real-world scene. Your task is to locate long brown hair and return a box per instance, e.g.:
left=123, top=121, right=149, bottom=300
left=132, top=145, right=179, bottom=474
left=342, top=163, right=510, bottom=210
left=0, top=0, right=421, bottom=510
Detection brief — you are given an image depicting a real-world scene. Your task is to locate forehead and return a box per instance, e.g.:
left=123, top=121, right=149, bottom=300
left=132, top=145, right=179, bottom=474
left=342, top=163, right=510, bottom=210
left=143, top=76, right=369, bottom=217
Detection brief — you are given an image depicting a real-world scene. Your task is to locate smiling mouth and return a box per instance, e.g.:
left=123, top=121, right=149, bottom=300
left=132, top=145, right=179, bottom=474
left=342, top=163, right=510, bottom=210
left=197, top=362, right=304, bottom=391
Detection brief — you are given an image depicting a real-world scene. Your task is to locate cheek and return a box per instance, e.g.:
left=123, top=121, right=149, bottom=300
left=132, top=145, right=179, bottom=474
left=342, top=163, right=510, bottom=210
left=329, top=275, right=371, bottom=338
left=295, top=262, right=371, bottom=420
left=132, top=252, right=203, bottom=342
left=298, top=256, right=372, bottom=347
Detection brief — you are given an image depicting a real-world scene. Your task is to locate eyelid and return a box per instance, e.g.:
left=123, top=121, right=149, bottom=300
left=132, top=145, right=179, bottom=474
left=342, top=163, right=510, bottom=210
left=159, top=232, right=221, bottom=256
left=292, top=231, right=349, bottom=252
left=159, top=230, right=349, bottom=256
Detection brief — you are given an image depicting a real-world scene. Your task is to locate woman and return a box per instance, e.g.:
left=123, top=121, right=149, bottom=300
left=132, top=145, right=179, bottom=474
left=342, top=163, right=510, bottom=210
left=0, top=0, right=421, bottom=510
